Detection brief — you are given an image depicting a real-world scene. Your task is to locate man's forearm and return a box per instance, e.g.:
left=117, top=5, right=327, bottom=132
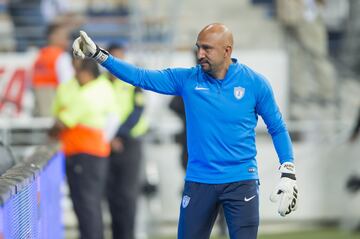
left=102, top=55, right=181, bottom=95
left=101, top=55, right=140, bottom=86
left=272, top=130, right=294, bottom=164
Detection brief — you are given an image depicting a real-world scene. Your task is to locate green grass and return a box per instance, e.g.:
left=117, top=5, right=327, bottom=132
left=151, top=229, right=360, bottom=239
left=257, top=229, right=360, bottom=239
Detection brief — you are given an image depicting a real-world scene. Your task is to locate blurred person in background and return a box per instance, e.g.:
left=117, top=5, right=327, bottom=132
left=168, top=48, right=199, bottom=172
left=349, top=108, right=360, bottom=143
left=8, top=0, right=45, bottom=51
left=8, top=0, right=70, bottom=51
left=50, top=58, right=118, bottom=239
left=73, top=23, right=299, bottom=239
left=105, top=43, right=148, bottom=239
left=276, top=0, right=336, bottom=120
left=88, top=0, right=129, bottom=15
left=0, top=0, right=15, bottom=52
left=32, top=23, right=74, bottom=117
left=346, top=108, right=360, bottom=195
left=343, top=107, right=360, bottom=232
left=340, top=0, right=360, bottom=76
left=169, top=95, right=187, bottom=171
left=40, top=0, right=70, bottom=25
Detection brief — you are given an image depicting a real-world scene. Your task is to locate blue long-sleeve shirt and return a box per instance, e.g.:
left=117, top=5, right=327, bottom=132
left=102, top=56, right=294, bottom=183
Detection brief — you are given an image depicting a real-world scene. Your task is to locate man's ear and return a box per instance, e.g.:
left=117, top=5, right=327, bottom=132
left=224, top=46, right=232, bottom=58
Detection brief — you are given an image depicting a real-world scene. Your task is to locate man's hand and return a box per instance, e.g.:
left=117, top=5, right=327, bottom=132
left=48, top=119, right=67, bottom=139
left=72, top=31, right=109, bottom=63
left=270, top=162, right=298, bottom=217
left=111, top=137, right=124, bottom=153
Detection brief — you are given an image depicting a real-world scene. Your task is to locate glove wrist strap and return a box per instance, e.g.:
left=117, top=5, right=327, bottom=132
left=281, top=173, right=296, bottom=180
left=93, top=45, right=109, bottom=64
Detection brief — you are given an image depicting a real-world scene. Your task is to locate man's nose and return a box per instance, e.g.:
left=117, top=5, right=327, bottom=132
left=197, top=48, right=205, bottom=59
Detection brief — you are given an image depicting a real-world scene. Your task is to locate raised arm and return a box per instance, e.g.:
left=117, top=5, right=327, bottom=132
left=73, top=31, right=190, bottom=95
left=102, top=55, right=188, bottom=95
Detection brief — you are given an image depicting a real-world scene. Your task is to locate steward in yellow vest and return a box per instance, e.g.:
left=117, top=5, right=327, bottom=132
left=50, top=58, right=118, bottom=239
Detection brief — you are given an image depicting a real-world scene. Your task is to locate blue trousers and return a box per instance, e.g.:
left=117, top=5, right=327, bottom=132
left=178, top=180, right=259, bottom=239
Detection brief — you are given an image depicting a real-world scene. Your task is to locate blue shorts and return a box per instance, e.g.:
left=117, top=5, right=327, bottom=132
left=178, top=180, right=259, bottom=239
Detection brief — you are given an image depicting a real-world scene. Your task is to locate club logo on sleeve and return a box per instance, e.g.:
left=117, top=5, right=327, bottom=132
left=234, top=86, right=245, bottom=100
left=182, top=195, right=191, bottom=208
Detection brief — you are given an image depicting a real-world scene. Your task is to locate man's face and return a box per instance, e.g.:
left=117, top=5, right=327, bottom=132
left=110, top=48, right=125, bottom=59
left=196, top=32, right=227, bottom=75
left=75, top=70, right=88, bottom=86
left=51, top=27, right=70, bottom=49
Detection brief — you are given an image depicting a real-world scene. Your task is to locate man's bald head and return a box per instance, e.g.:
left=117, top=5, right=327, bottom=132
left=196, top=23, right=234, bottom=79
left=198, top=23, right=233, bottom=49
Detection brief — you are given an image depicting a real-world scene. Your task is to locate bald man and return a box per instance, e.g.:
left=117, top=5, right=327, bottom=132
left=73, top=23, right=298, bottom=239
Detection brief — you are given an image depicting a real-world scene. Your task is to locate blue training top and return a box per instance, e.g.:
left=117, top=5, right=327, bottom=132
left=102, top=56, right=294, bottom=184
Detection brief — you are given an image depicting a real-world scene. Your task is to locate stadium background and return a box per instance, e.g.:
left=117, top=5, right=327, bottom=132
left=0, top=0, right=359, bottom=238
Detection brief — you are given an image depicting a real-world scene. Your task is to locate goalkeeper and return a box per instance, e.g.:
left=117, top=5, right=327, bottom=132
left=73, top=23, right=298, bottom=239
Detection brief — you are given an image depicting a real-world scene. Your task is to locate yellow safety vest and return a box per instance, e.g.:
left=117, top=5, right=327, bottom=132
left=52, top=76, right=119, bottom=156
left=110, top=78, right=148, bottom=138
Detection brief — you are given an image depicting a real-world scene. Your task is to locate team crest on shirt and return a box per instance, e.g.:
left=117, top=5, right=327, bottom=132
left=182, top=195, right=191, bottom=208
left=234, top=87, right=245, bottom=100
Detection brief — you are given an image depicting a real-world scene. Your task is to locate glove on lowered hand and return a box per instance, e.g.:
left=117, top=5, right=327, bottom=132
left=270, top=162, right=298, bottom=217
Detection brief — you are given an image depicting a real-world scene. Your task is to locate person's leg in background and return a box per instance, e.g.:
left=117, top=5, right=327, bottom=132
left=33, top=87, right=56, bottom=117
left=107, top=138, right=142, bottom=239
left=66, top=154, right=108, bottom=239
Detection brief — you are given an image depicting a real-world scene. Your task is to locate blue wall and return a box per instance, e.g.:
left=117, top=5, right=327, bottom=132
left=0, top=152, right=64, bottom=239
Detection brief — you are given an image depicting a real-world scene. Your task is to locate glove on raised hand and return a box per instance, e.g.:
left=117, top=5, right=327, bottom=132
left=270, top=162, right=298, bottom=217
left=72, top=31, right=109, bottom=64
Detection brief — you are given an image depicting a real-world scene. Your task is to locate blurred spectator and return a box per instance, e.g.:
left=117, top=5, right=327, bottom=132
left=88, top=0, right=129, bottom=15
left=321, top=0, right=349, bottom=56
left=0, top=0, right=15, bottom=51
left=168, top=48, right=195, bottom=172
left=8, top=0, right=73, bottom=51
left=251, top=0, right=276, bottom=17
left=347, top=175, right=360, bottom=193
left=340, top=0, right=360, bottom=76
left=50, top=58, right=118, bottom=239
left=169, top=96, right=187, bottom=170
left=345, top=107, right=360, bottom=195
left=345, top=107, right=360, bottom=232
left=276, top=0, right=336, bottom=120
left=32, top=23, right=74, bottom=117
left=105, top=44, right=148, bottom=239
left=349, top=108, right=360, bottom=143
left=8, top=0, right=45, bottom=51
left=41, top=0, right=70, bottom=24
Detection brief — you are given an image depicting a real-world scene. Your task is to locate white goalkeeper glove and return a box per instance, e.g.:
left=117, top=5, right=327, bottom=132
left=72, top=31, right=109, bottom=63
left=270, top=162, right=298, bottom=217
